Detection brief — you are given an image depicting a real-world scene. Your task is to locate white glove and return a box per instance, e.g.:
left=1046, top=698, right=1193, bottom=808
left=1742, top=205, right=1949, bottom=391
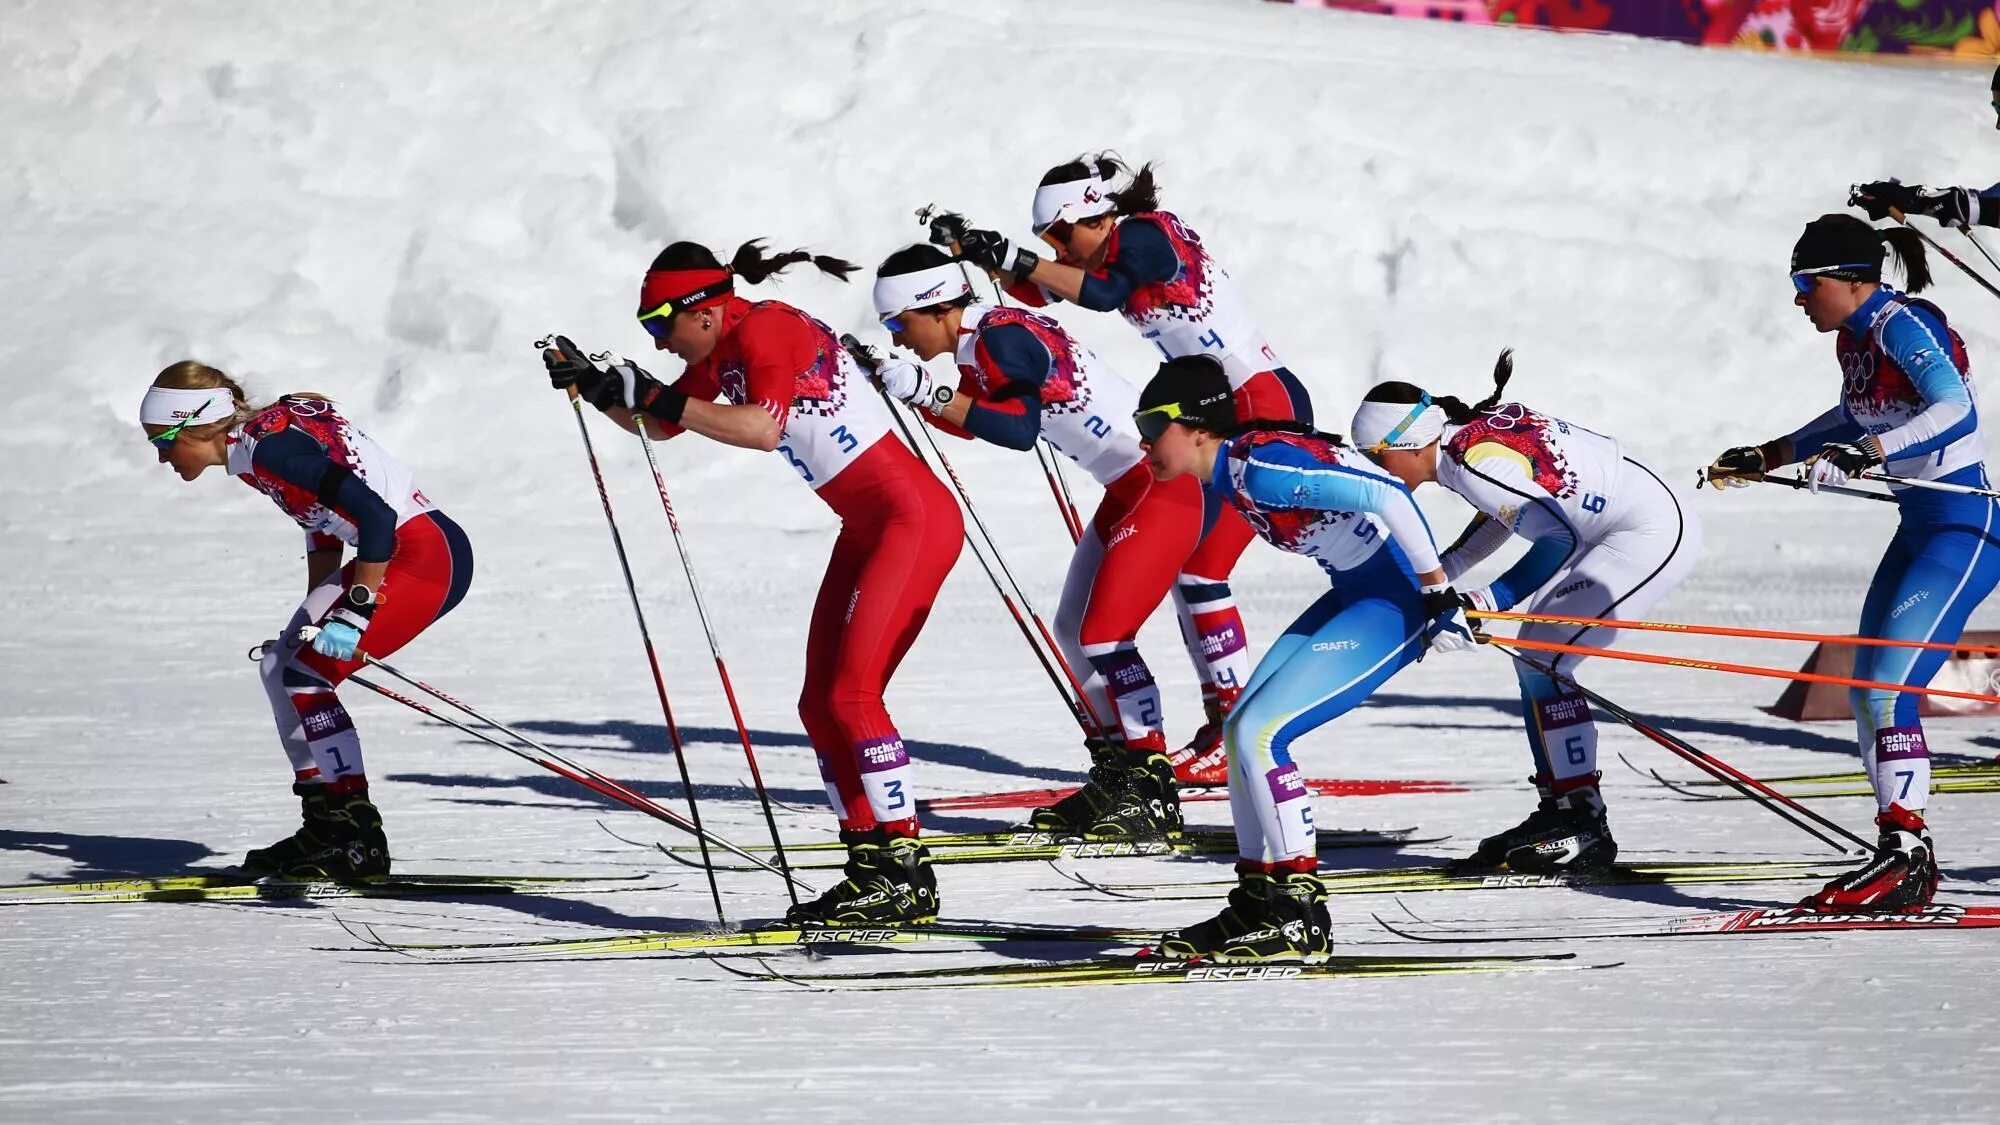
left=1804, top=456, right=1850, bottom=494
left=1419, top=584, right=1484, bottom=658
left=877, top=358, right=953, bottom=416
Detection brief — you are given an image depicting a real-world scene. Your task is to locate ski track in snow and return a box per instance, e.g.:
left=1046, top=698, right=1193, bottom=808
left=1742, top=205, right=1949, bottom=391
left=3, top=1, right=1998, bottom=1121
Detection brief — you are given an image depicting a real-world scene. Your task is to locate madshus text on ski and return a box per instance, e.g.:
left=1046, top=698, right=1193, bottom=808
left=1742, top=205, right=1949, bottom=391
left=131, top=86, right=2000, bottom=966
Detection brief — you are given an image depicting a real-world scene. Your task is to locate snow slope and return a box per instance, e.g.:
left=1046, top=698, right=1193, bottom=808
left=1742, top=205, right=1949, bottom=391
left=3, top=2, right=1997, bottom=1122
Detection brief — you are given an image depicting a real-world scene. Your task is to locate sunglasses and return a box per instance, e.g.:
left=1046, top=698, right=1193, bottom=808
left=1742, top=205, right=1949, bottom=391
left=880, top=312, right=910, bottom=335
left=1789, top=263, right=1872, bottom=294
left=1132, top=402, right=1187, bottom=444
left=149, top=395, right=219, bottom=451
left=636, top=280, right=733, bottom=341
left=1365, top=392, right=1432, bottom=455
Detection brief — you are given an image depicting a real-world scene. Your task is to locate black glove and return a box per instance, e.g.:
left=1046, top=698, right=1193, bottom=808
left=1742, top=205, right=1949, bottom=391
left=543, top=335, right=601, bottom=392
left=1705, top=441, right=1785, bottom=488
left=839, top=333, right=882, bottom=374
left=959, top=228, right=1041, bottom=278
left=1850, top=180, right=1924, bottom=222
left=926, top=210, right=971, bottom=248
left=1815, top=437, right=1883, bottom=476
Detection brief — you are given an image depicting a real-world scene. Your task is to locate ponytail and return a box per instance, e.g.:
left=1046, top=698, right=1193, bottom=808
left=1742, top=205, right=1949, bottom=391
left=1358, top=348, right=1515, bottom=426
left=727, top=238, right=858, bottom=286
left=1879, top=227, right=1932, bottom=294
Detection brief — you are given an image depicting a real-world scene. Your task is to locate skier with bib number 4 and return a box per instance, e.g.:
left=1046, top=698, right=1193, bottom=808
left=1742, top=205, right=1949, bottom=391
left=543, top=239, right=963, bottom=928
left=140, top=361, right=475, bottom=880
left=955, top=154, right=1314, bottom=788
left=1352, top=350, right=1703, bottom=876
left=863, top=243, right=1204, bottom=843
left=1133, top=356, right=1477, bottom=961
left=1706, top=215, right=1995, bottom=913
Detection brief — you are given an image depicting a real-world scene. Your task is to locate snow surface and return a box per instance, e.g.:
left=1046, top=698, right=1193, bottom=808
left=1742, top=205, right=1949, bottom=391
left=4, top=1, right=1998, bottom=1122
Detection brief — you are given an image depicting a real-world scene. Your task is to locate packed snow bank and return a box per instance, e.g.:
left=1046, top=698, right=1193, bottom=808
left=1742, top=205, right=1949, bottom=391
left=4, top=0, right=1990, bottom=528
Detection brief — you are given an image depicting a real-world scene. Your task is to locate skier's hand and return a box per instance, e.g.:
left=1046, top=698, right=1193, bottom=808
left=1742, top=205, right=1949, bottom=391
left=1807, top=438, right=1882, bottom=483
left=959, top=228, right=1041, bottom=278
left=1705, top=444, right=1778, bottom=488
left=1919, top=187, right=1978, bottom=230
left=876, top=358, right=954, bottom=416
left=1849, top=181, right=1923, bottom=222
left=1419, top=584, right=1486, bottom=658
left=543, top=335, right=601, bottom=392
left=839, top=333, right=881, bottom=374
left=300, top=586, right=378, bottom=662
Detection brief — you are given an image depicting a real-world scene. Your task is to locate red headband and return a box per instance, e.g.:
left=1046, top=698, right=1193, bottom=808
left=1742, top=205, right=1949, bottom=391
left=638, top=267, right=733, bottom=318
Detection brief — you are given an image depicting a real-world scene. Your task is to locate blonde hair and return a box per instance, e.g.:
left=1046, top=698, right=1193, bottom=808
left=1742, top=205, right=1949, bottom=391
left=150, top=360, right=330, bottom=430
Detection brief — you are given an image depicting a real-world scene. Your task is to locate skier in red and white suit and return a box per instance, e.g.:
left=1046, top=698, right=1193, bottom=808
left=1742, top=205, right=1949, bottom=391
left=867, top=243, right=1203, bottom=842
left=543, top=239, right=962, bottom=928
left=957, top=154, right=1314, bottom=787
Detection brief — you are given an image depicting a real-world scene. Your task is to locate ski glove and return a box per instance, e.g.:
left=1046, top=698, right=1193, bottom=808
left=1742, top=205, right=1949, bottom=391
left=1705, top=442, right=1782, bottom=488
left=1419, top=584, right=1484, bottom=658
left=302, top=585, right=378, bottom=662
left=1851, top=181, right=1977, bottom=228
left=543, top=335, right=601, bottom=392
left=959, top=228, right=1041, bottom=278
left=876, top=358, right=954, bottom=416
left=1808, top=438, right=1882, bottom=482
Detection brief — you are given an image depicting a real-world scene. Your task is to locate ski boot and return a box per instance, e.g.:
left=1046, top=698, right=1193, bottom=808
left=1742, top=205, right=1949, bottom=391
left=1158, top=867, right=1331, bottom=962
left=1167, top=685, right=1238, bottom=788
left=782, top=829, right=939, bottom=927
left=280, top=786, right=391, bottom=881
left=1798, top=805, right=1938, bottom=913
left=1080, top=749, right=1184, bottom=842
left=1027, top=737, right=1128, bottom=836
left=242, top=781, right=337, bottom=873
left=1447, top=776, right=1617, bottom=876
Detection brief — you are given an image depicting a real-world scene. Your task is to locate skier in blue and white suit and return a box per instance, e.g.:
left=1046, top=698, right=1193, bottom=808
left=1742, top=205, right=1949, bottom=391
left=1131, top=355, right=1479, bottom=962
left=1849, top=64, right=2000, bottom=230
left=1709, top=213, right=1997, bottom=914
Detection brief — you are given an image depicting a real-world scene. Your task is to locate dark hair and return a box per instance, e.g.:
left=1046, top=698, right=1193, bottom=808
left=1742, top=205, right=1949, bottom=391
left=1796, top=214, right=1932, bottom=294
left=1360, top=348, right=1516, bottom=425
left=876, top=243, right=977, bottom=313
left=1230, top=417, right=1347, bottom=445
left=1877, top=227, right=1932, bottom=294
left=1038, top=152, right=1160, bottom=216
left=649, top=238, right=858, bottom=286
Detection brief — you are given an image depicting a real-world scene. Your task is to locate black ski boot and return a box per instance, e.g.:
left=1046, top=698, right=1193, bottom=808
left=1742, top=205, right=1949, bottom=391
left=782, top=830, right=939, bottom=927
left=242, top=781, right=337, bottom=874
left=1158, top=868, right=1331, bottom=962
left=281, top=787, right=391, bottom=881
left=1080, top=751, right=1184, bottom=841
left=1505, top=784, right=1617, bottom=875
left=1027, top=737, right=1126, bottom=835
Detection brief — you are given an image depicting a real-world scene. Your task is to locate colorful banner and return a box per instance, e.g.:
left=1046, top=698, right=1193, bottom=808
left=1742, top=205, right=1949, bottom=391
left=1277, top=1, right=2000, bottom=56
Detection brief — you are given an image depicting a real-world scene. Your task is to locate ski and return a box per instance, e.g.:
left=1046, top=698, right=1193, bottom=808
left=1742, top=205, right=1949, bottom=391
left=0, top=871, right=661, bottom=906
left=711, top=950, right=1597, bottom=990
left=342, top=918, right=1159, bottom=961
left=753, top=825, right=1430, bottom=853
left=1620, top=755, right=2000, bottom=801
left=650, top=828, right=1438, bottom=870
left=920, top=777, right=1465, bottom=813
left=1054, top=858, right=1863, bottom=900
left=1374, top=902, right=2000, bottom=943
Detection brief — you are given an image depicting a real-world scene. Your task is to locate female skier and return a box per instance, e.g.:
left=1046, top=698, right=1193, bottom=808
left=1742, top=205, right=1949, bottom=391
left=1707, top=214, right=1995, bottom=912
left=543, top=239, right=963, bottom=926
left=867, top=243, right=1204, bottom=841
left=1352, top=351, right=1703, bottom=875
left=955, top=155, right=1313, bottom=787
left=1133, top=356, right=1477, bottom=961
left=140, top=361, right=474, bottom=879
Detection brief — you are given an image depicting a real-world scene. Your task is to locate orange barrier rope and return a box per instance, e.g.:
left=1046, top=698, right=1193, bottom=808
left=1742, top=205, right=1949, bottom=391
left=1487, top=636, right=2000, bottom=707
left=1470, top=610, right=2000, bottom=657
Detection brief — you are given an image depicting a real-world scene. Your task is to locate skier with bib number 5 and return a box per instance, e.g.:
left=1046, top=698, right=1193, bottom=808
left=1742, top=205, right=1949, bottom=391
left=955, top=155, right=1314, bottom=789
left=543, top=239, right=963, bottom=927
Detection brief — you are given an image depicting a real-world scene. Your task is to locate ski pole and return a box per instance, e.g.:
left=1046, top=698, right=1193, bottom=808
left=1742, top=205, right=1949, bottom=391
left=1467, top=610, right=1999, bottom=657
left=1963, top=226, right=2000, bottom=275
left=1493, top=649, right=1871, bottom=855
left=1695, top=467, right=1894, bottom=505
left=1887, top=206, right=2000, bottom=300
left=1486, top=635, right=2000, bottom=707
left=344, top=662, right=812, bottom=890
left=1035, top=442, right=1085, bottom=543
left=542, top=341, right=723, bottom=924
left=1854, top=469, right=2000, bottom=500
left=629, top=420, right=799, bottom=907
left=844, top=336, right=1102, bottom=735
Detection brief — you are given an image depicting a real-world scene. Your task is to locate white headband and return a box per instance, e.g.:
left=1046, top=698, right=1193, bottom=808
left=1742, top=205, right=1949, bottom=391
left=139, top=385, right=238, bottom=428
left=1031, top=175, right=1115, bottom=234
left=873, top=261, right=972, bottom=320
left=1351, top=396, right=1445, bottom=453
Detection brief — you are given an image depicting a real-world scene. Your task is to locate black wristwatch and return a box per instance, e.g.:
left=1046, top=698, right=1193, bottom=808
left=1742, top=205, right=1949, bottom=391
left=345, top=584, right=380, bottom=617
